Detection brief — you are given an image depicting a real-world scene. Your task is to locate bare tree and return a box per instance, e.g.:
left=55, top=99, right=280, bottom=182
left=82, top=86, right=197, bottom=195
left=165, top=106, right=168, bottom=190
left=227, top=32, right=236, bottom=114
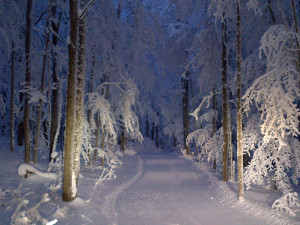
left=33, top=3, right=52, bottom=164
left=10, top=41, right=15, bottom=153
left=24, top=0, right=33, bottom=163
left=222, top=19, right=228, bottom=181
left=50, top=2, right=62, bottom=160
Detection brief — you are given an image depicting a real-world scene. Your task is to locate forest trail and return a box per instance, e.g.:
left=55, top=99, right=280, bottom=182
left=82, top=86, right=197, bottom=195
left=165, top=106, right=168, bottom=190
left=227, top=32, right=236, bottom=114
left=0, top=146, right=297, bottom=225
left=73, top=151, right=295, bottom=225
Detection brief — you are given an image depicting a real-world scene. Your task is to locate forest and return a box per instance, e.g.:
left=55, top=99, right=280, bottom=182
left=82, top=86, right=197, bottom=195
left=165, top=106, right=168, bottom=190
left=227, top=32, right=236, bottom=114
left=0, top=0, right=299, bottom=224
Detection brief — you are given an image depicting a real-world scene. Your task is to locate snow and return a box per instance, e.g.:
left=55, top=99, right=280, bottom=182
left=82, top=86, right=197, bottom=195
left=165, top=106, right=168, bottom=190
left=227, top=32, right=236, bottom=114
left=17, top=163, right=57, bottom=179
left=0, top=137, right=299, bottom=224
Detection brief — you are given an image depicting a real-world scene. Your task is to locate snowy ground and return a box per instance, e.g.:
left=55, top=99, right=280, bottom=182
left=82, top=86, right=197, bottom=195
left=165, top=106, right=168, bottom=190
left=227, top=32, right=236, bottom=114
left=0, top=137, right=299, bottom=225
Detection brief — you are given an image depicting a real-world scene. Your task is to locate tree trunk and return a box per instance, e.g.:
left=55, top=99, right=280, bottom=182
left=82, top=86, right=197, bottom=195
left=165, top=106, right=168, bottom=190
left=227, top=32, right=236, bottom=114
left=24, top=0, right=33, bottom=163
left=290, top=0, right=300, bottom=140
left=101, top=80, right=110, bottom=164
left=87, top=51, right=95, bottom=125
left=87, top=52, right=95, bottom=165
left=151, top=122, right=154, bottom=141
left=121, top=129, right=125, bottom=151
left=212, top=88, right=217, bottom=170
left=10, top=41, right=15, bottom=153
left=155, top=126, right=159, bottom=148
left=291, top=0, right=300, bottom=78
left=33, top=10, right=51, bottom=164
left=222, top=19, right=228, bottom=181
left=182, top=70, right=190, bottom=155
left=62, top=0, right=78, bottom=202
left=146, top=115, right=149, bottom=138
left=50, top=4, right=62, bottom=160
left=94, top=114, right=101, bottom=160
left=173, top=136, right=177, bottom=148
left=227, top=97, right=233, bottom=179
left=267, top=0, right=276, bottom=24
left=73, top=0, right=88, bottom=187
left=17, top=122, right=23, bottom=146
left=101, top=127, right=105, bottom=166
left=236, top=1, right=244, bottom=201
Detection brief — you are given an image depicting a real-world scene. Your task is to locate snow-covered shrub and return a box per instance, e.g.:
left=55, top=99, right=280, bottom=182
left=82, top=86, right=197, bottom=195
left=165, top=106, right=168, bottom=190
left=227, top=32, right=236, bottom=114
left=188, top=109, right=222, bottom=165
left=86, top=92, right=117, bottom=141
left=11, top=193, right=50, bottom=225
left=203, top=127, right=223, bottom=165
left=243, top=25, right=300, bottom=194
left=117, top=79, right=143, bottom=142
left=48, top=151, right=63, bottom=202
left=93, top=148, right=122, bottom=189
left=19, top=85, right=47, bottom=105
left=272, top=192, right=300, bottom=216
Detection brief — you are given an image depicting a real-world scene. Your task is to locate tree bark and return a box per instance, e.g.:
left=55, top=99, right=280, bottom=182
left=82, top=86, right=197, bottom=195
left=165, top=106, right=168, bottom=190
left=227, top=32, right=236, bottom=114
left=182, top=70, right=190, bottom=155
left=62, top=0, right=78, bottom=202
left=33, top=8, right=51, bottom=164
left=236, top=1, right=244, bottom=200
left=212, top=88, right=217, bottom=169
left=24, top=0, right=33, bottom=163
left=50, top=3, right=62, bottom=160
left=227, top=95, right=233, bottom=179
left=222, top=19, right=228, bottom=181
left=10, top=41, right=15, bottom=152
left=291, top=0, right=300, bottom=77
left=121, top=129, right=125, bottom=151
left=87, top=51, right=95, bottom=165
left=267, top=0, right=276, bottom=24
left=155, top=126, right=159, bottom=148
left=151, top=122, right=154, bottom=141
left=101, top=81, right=110, bottom=164
left=73, top=0, right=88, bottom=187
left=146, top=114, right=149, bottom=138
left=94, top=114, right=101, bottom=160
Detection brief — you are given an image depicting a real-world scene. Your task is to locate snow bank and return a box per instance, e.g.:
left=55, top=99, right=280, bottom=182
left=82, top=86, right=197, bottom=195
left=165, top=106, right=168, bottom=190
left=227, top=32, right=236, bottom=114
left=18, top=163, right=57, bottom=179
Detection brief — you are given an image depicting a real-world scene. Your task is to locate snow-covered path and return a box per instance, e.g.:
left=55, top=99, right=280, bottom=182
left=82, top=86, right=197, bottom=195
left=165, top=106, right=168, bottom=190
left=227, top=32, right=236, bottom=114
left=69, top=151, right=297, bottom=225
left=1, top=145, right=297, bottom=225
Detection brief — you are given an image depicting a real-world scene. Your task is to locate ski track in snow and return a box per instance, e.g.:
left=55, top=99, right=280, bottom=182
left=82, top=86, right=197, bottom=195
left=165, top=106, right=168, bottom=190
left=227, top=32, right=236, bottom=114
left=93, top=152, right=297, bottom=225
left=101, top=157, right=144, bottom=224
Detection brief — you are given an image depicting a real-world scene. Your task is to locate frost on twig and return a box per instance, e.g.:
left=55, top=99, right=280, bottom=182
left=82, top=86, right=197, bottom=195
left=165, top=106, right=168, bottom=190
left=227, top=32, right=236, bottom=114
left=272, top=192, right=300, bottom=216
left=243, top=25, right=300, bottom=194
left=93, top=148, right=122, bottom=189
left=11, top=193, right=50, bottom=225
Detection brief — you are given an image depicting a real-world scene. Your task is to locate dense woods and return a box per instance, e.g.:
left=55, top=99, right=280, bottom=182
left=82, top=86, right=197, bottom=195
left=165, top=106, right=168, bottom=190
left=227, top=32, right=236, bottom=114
left=0, top=0, right=299, bottom=222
